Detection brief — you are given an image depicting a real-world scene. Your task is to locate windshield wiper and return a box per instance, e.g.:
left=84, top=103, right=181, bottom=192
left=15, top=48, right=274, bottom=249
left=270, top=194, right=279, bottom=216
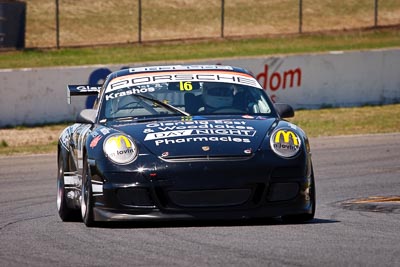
left=134, top=93, right=190, bottom=117
left=113, top=116, right=163, bottom=123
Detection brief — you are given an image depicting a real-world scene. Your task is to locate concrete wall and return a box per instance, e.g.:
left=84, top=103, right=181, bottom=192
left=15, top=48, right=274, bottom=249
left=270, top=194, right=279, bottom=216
left=1, top=49, right=399, bottom=126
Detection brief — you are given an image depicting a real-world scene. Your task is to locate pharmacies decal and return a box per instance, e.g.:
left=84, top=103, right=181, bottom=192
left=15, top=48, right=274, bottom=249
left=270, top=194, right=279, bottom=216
left=142, top=120, right=257, bottom=147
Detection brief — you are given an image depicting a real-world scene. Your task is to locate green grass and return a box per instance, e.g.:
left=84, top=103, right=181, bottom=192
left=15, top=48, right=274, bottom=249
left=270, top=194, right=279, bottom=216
left=288, top=104, right=400, bottom=137
left=2, top=27, right=400, bottom=69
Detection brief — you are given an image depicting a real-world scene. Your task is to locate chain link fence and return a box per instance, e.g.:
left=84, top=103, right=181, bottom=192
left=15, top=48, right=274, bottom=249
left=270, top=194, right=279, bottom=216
left=25, top=0, right=400, bottom=48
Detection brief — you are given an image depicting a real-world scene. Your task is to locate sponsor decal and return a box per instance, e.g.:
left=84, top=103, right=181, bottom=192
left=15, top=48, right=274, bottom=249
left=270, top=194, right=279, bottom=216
left=76, top=85, right=102, bottom=92
left=105, top=87, right=155, bottom=101
left=90, top=135, right=102, bottom=149
left=106, top=72, right=261, bottom=92
left=91, top=131, right=100, bottom=138
left=154, top=136, right=251, bottom=146
left=244, top=148, right=252, bottom=154
left=99, top=128, right=110, bottom=135
left=59, top=124, right=81, bottom=151
left=181, top=116, right=193, bottom=122
left=77, top=124, right=92, bottom=169
left=202, top=146, right=210, bottom=151
left=128, top=65, right=234, bottom=73
left=145, top=129, right=255, bottom=141
left=242, top=115, right=254, bottom=119
left=145, top=120, right=250, bottom=130
left=270, top=129, right=301, bottom=158
left=103, top=134, right=137, bottom=164
left=256, top=63, right=302, bottom=103
left=142, top=120, right=256, bottom=146
left=59, top=129, right=70, bottom=151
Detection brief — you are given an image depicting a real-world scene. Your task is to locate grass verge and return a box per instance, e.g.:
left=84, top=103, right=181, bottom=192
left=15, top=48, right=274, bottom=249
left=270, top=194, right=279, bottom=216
left=0, top=104, right=399, bottom=156
left=1, top=27, right=400, bottom=69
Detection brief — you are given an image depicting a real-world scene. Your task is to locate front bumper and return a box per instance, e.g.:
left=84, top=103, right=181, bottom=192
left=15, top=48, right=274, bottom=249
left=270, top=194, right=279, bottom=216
left=90, top=154, right=313, bottom=222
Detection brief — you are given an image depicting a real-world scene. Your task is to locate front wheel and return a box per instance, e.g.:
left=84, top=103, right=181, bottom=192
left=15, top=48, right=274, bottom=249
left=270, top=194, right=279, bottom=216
left=57, top=153, right=79, bottom=221
left=81, top=155, right=96, bottom=227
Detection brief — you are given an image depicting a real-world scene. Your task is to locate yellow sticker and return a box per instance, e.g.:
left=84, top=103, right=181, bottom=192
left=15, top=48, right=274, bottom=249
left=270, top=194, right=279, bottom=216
left=179, top=81, right=193, bottom=91
left=274, top=130, right=299, bottom=146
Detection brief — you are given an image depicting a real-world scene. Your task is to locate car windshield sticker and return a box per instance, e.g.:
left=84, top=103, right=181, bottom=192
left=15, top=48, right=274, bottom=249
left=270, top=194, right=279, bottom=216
left=106, top=71, right=261, bottom=93
left=128, top=65, right=234, bottom=73
left=105, top=86, right=156, bottom=101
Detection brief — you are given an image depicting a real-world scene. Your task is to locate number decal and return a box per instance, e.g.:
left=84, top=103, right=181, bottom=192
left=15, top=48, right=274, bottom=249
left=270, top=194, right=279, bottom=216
left=179, top=81, right=193, bottom=91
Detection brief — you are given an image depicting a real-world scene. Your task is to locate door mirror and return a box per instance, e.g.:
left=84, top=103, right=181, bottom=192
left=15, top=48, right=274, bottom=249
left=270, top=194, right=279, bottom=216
left=275, top=103, right=295, bottom=118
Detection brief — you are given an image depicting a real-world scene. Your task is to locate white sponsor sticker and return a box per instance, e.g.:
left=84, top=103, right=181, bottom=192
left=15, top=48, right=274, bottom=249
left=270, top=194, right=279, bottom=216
left=128, top=65, right=234, bottom=73
left=154, top=136, right=252, bottom=146
left=143, top=120, right=257, bottom=146
left=106, top=72, right=261, bottom=93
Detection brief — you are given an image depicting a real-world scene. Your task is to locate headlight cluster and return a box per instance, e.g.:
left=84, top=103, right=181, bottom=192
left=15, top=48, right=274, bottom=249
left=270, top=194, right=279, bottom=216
left=103, top=134, right=138, bottom=164
left=270, top=128, right=301, bottom=158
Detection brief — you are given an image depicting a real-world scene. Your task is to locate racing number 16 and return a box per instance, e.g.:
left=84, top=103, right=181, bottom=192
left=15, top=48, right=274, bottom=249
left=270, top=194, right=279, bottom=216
left=179, top=81, right=193, bottom=91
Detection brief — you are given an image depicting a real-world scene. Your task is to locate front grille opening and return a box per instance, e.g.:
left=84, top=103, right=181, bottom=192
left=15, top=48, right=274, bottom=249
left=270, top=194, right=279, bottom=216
left=117, top=188, right=155, bottom=208
left=167, top=189, right=252, bottom=208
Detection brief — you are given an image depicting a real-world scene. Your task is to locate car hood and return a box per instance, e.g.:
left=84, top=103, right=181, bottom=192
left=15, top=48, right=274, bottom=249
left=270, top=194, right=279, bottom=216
left=110, top=116, right=277, bottom=158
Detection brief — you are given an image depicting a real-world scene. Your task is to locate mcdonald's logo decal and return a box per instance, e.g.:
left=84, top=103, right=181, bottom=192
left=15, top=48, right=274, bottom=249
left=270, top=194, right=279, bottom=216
left=106, top=135, right=132, bottom=149
left=103, top=134, right=137, bottom=164
left=270, top=129, right=301, bottom=158
left=274, top=130, right=299, bottom=146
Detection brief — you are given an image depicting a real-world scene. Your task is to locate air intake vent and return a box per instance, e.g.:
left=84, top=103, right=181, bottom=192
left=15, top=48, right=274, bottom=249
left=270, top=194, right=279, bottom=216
left=168, top=189, right=251, bottom=208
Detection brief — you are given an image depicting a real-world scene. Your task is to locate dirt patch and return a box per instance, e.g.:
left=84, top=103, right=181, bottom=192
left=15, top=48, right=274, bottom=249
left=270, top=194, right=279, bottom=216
left=0, top=126, right=66, bottom=148
left=340, top=196, right=400, bottom=214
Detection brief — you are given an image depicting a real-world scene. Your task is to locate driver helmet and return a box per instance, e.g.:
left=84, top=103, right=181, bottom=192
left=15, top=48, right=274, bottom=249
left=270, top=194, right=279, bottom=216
left=202, top=82, right=234, bottom=109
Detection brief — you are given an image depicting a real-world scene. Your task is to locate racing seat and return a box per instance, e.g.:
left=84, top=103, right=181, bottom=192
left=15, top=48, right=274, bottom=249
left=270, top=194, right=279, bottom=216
left=232, top=92, right=247, bottom=111
left=184, top=93, right=203, bottom=114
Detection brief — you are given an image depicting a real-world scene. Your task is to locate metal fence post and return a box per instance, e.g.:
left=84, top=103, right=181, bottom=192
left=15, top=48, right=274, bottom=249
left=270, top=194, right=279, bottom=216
left=138, top=0, right=142, bottom=43
left=221, top=0, right=225, bottom=38
left=55, top=0, right=59, bottom=48
left=374, top=0, right=378, bottom=27
left=299, top=0, right=303, bottom=33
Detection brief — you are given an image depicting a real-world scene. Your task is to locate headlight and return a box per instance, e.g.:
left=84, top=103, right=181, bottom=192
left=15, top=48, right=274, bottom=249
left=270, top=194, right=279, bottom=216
left=103, top=134, right=138, bottom=164
left=270, top=128, right=301, bottom=158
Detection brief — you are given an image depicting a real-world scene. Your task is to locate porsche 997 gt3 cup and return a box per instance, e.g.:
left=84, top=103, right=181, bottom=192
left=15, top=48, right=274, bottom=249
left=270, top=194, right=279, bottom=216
left=57, top=65, right=316, bottom=226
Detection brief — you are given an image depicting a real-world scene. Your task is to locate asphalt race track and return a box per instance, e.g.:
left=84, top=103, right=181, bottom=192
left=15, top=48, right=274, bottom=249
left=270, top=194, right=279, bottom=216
left=1, top=133, right=399, bottom=266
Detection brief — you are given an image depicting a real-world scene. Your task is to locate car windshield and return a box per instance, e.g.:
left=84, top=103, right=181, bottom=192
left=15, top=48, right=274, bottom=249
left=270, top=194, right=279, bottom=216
left=100, top=81, right=272, bottom=120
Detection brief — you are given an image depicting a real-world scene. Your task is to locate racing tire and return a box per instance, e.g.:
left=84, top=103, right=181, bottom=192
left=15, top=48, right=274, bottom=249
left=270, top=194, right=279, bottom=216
left=81, top=154, right=96, bottom=227
left=57, top=153, right=80, bottom=221
left=282, top=168, right=316, bottom=223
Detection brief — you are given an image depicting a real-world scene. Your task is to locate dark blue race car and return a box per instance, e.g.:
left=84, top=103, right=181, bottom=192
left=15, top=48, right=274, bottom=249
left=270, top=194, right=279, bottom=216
left=57, top=65, right=315, bottom=227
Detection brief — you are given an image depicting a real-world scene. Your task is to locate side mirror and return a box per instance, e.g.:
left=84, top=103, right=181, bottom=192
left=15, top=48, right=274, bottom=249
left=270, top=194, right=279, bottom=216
left=274, top=103, right=295, bottom=118
left=76, top=109, right=97, bottom=124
